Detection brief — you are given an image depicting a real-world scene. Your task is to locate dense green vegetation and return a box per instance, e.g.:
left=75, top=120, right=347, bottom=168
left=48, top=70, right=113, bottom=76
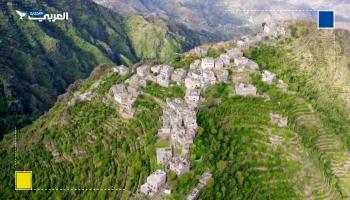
left=169, top=24, right=350, bottom=199
left=0, top=0, right=136, bottom=137
left=206, top=47, right=225, bottom=58
left=169, top=78, right=347, bottom=199
left=0, top=68, right=162, bottom=199
left=1, top=21, right=350, bottom=199
left=125, top=15, right=202, bottom=63
left=245, top=37, right=350, bottom=150
left=143, top=81, right=186, bottom=101
left=169, top=54, right=200, bottom=69
left=0, top=0, right=204, bottom=137
left=190, top=86, right=301, bottom=199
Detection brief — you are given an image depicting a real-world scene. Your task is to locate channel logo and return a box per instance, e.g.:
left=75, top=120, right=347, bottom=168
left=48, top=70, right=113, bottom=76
left=15, top=10, right=68, bottom=22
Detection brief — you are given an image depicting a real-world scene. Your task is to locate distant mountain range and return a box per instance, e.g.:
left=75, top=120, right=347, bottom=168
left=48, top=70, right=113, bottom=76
left=94, top=0, right=350, bottom=38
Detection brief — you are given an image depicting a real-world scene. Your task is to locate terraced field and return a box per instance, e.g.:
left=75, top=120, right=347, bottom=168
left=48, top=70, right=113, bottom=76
left=0, top=67, right=163, bottom=199
left=287, top=97, right=350, bottom=199
left=178, top=80, right=349, bottom=199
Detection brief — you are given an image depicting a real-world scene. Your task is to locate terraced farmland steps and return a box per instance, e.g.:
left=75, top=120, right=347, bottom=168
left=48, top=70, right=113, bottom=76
left=289, top=98, right=350, bottom=198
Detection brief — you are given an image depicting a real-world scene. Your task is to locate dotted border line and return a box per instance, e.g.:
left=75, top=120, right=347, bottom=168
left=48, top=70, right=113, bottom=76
left=230, top=9, right=318, bottom=12
left=14, top=9, right=335, bottom=193
left=14, top=127, right=17, bottom=170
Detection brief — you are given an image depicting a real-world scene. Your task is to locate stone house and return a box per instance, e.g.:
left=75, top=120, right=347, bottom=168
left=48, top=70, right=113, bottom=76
left=190, top=47, right=208, bottom=57
left=199, top=172, right=212, bottom=185
left=156, top=148, right=172, bottom=165
left=156, top=65, right=174, bottom=87
left=126, top=75, right=147, bottom=88
left=234, top=57, right=249, bottom=66
left=247, top=60, right=259, bottom=70
left=186, top=171, right=212, bottom=200
left=140, top=170, right=167, bottom=196
left=127, top=85, right=140, bottom=97
left=167, top=157, right=190, bottom=176
left=119, top=94, right=137, bottom=117
left=188, top=69, right=201, bottom=79
left=215, top=69, right=229, bottom=83
left=110, top=84, right=127, bottom=104
left=183, top=112, right=198, bottom=130
left=187, top=188, right=201, bottom=200
left=185, top=89, right=201, bottom=105
left=77, top=92, right=95, bottom=102
left=157, top=128, right=171, bottom=139
left=157, top=74, right=170, bottom=87
left=190, top=60, right=201, bottom=70
left=160, top=65, right=174, bottom=77
left=137, top=65, right=150, bottom=77
left=185, top=77, right=201, bottom=90
left=237, top=40, right=249, bottom=50
left=219, top=54, right=231, bottom=66
left=172, top=131, right=194, bottom=147
left=113, top=65, right=129, bottom=76
left=171, top=68, right=187, bottom=85
left=151, top=65, right=162, bottom=74
left=214, top=58, right=224, bottom=70
left=201, top=58, right=215, bottom=70
left=262, top=70, right=276, bottom=85
left=235, top=83, right=257, bottom=96
left=201, top=70, right=216, bottom=89
left=227, top=48, right=243, bottom=59
left=262, top=22, right=286, bottom=38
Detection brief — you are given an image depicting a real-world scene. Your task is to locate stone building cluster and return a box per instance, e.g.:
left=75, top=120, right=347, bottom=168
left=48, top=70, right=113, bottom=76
left=140, top=170, right=167, bottom=196
left=110, top=68, right=146, bottom=118
left=161, top=99, right=197, bottom=152
left=107, top=22, right=288, bottom=199
left=236, top=22, right=287, bottom=51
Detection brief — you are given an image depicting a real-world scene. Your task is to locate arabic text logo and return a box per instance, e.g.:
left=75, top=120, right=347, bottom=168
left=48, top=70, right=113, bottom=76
left=15, top=10, right=68, bottom=22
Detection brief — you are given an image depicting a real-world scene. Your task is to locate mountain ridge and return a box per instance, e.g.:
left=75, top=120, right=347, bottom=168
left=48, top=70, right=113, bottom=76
left=1, top=21, right=350, bottom=199
left=0, top=0, right=205, bottom=137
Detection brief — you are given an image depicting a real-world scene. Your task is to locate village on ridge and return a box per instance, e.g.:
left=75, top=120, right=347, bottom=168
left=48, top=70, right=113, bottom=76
left=74, top=22, right=290, bottom=200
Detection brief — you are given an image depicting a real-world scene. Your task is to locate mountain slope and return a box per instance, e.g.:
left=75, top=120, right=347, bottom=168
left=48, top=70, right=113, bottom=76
left=0, top=0, right=137, bottom=136
left=125, top=14, right=202, bottom=63
left=0, top=65, right=163, bottom=199
left=1, top=22, right=349, bottom=199
left=0, top=0, right=203, bottom=137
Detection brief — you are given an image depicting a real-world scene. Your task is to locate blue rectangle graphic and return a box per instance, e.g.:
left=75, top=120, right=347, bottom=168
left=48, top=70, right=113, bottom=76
left=318, top=11, right=334, bottom=29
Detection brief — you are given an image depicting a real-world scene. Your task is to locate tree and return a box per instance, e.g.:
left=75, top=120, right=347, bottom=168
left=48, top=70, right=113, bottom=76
left=217, top=160, right=227, bottom=172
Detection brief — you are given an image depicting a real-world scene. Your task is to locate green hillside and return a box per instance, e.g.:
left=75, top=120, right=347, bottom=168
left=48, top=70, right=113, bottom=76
left=0, top=1, right=204, bottom=137
left=0, top=22, right=350, bottom=199
left=0, top=65, right=162, bottom=199
left=125, top=15, right=202, bottom=63
left=0, top=0, right=136, bottom=137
